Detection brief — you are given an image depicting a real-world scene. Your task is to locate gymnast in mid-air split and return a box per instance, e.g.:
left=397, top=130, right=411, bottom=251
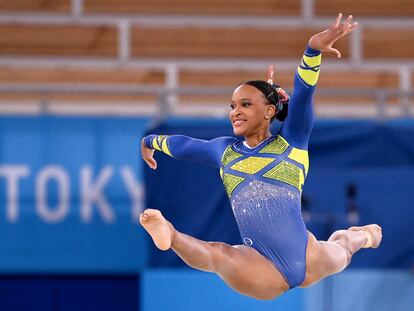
left=140, top=14, right=382, bottom=300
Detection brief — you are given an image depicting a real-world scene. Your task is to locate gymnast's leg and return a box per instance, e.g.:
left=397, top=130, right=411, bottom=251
left=301, top=224, right=382, bottom=287
left=139, top=208, right=289, bottom=300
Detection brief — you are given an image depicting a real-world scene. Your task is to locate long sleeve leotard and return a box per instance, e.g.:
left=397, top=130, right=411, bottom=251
left=143, top=46, right=321, bottom=288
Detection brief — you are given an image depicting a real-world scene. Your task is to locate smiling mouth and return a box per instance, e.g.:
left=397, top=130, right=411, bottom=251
left=233, top=120, right=246, bottom=126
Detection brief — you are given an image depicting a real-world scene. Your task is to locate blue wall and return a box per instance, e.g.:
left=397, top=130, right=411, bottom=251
left=3, top=116, right=412, bottom=271
left=306, top=270, right=414, bottom=311
left=0, top=116, right=150, bottom=272
left=142, top=269, right=304, bottom=311
left=1, top=116, right=414, bottom=311
left=141, top=269, right=414, bottom=311
left=0, top=276, right=139, bottom=311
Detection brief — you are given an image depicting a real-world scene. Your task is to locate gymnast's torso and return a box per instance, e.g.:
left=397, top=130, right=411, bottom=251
left=218, top=133, right=309, bottom=287
left=143, top=45, right=321, bottom=288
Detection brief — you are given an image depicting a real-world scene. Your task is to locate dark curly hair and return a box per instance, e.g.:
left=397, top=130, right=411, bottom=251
left=243, top=80, right=289, bottom=122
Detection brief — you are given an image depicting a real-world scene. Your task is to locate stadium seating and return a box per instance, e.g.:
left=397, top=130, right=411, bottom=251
left=84, top=0, right=301, bottom=16
left=315, top=0, right=414, bottom=16
left=0, top=0, right=411, bottom=117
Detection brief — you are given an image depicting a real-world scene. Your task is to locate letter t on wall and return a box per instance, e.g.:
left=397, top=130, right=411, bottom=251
left=0, top=165, right=30, bottom=223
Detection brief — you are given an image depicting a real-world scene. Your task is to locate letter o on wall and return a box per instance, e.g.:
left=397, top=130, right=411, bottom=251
left=36, top=165, right=70, bottom=223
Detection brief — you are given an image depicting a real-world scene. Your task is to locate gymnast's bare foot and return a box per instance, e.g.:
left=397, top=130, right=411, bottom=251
left=140, top=209, right=174, bottom=251
left=348, top=224, right=382, bottom=248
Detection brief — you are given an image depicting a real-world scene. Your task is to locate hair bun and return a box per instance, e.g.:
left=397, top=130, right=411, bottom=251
left=276, top=102, right=288, bottom=121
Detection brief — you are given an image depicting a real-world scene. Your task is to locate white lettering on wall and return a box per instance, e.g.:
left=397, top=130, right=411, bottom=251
left=80, top=165, right=115, bottom=223
left=0, top=164, right=144, bottom=224
left=36, top=165, right=70, bottom=223
left=0, top=165, right=30, bottom=222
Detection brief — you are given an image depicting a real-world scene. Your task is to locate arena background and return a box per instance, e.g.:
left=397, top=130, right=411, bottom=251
left=0, top=1, right=413, bottom=310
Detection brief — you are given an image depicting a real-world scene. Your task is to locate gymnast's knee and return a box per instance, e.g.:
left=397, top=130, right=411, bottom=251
left=329, top=230, right=349, bottom=244
left=328, top=230, right=353, bottom=262
left=206, top=242, right=233, bottom=272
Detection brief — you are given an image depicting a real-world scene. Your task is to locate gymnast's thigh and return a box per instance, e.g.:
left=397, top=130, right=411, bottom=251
left=215, top=244, right=290, bottom=295
left=301, top=231, right=347, bottom=287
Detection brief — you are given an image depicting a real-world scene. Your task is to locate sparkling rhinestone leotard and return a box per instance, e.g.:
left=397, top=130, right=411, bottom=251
left=143, top=46, right=321, bottom=288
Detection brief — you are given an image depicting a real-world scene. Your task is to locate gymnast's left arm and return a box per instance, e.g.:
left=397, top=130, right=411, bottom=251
left=141, top=134, right=236, bottom=169
left=281, top=13, right=358, bottom=149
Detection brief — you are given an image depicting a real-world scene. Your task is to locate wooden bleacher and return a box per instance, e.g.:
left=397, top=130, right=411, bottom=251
left=0, top=24, right=117, bottom=57
left=178, top=69, right=400, bottom=106
left=314, top=0, right=414, bottom=16
left=1, top=0, right=410, bottom=18
left=84, top=0, right=301, bottom=16
left=0, top=23, right=412, bottom=62
left=364, top=27, right=414, bottom=59
left=0, top=66, right=165, bottom=85
left=131, top=26, right=350, bottom=59
left=0, top=66, right=164, bottom=112
left=0, top=0, right=71, bottom=12
left=0, top=67, right=253, bottom=112
left=0, top=0, right=411, bottom=117
left=179, top=70, right=399, bottom=89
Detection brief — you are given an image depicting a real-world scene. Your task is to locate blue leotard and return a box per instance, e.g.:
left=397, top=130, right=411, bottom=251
left=143, top=46, right=321, bottom=288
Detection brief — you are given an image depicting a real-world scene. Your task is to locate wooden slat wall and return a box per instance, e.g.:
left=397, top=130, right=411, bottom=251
left=180, top=70, right=293, bottom=88
left=315, top=0, right=414, bottom=16
left=412, top=72, right=414, bottom=89
left=177, top=94, right=391, bottom=106
left=0, top=1, right=410, bottom=113
left=318, top=71, right=399, bottom=88
left=132, top=27, right=350, bottom=59
left=10, top=68, right=393, bottom=106
left=364, top=28, right=414, bottom=59
left=178, top=69, right=400, bottom=106
left=0, top=66, right=163, bottom=105
left=0, top=67, right=165, bottom=84
left=180, top=70, right=399, bottom=89
left=0, top=0, right=71, bottom=12
left=4, top=23, right=414, bottom=61
left=0, top=93, right=158, bottom=103
left=84, top=0, right=301, bottom=16
left=316, top=72, right=400, bottom=105
left=0, top=25, right=118, bottom=57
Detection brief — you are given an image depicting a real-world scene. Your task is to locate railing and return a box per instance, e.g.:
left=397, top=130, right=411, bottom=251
left=0, top=83, right=412, bottom=120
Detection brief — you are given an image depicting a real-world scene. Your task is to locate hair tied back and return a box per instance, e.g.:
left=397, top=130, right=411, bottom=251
left=267, top=64, right=275, bottom=85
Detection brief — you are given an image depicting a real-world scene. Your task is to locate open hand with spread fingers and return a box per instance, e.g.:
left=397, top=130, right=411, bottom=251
left=309, top=13, right=358, bottom=58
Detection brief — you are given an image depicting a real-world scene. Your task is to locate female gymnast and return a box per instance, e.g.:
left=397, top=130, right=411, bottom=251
left=140, top=14, right=382, bottom=300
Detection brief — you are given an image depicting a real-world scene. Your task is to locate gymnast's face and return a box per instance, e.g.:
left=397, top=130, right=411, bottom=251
left=230, top=84, right=275, bottom=137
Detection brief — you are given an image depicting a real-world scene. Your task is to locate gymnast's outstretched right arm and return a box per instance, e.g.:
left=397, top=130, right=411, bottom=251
left=141, top=134, right=237, bottom=169
left=280, top=13, right=357, bottom=149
